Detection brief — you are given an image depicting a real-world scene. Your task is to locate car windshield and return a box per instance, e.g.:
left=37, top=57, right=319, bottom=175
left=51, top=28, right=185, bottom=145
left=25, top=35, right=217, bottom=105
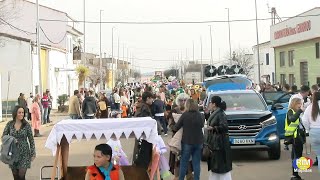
left=262, top=92, right=291, bottom=105
left=209, top=93, right=267, bottom=111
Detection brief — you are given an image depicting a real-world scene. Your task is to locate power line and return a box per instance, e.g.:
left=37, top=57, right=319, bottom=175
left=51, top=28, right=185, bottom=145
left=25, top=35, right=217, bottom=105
left=40, top=26, right=66, bottom=44
left=0, top=17, right=35, bottom=35
left=38, top=13, right=320, bottom=24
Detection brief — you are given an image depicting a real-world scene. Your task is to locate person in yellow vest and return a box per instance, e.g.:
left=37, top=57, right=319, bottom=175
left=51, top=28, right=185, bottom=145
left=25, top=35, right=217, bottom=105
left=85, top=144, right=125, bottom=180
left=284, top=98, right=307, bottom=180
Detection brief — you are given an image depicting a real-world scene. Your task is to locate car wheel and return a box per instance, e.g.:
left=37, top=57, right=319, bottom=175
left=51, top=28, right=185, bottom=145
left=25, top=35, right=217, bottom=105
left=268, top=140, right=281, bottom=160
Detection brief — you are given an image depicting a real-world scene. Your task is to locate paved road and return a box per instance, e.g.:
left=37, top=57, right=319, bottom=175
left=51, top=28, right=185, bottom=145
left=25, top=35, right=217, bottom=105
left=0, top=115, right=319, bottom=180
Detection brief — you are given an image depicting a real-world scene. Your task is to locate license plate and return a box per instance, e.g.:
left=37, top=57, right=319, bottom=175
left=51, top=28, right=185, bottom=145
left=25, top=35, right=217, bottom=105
left=233, top=139, right=255, bottom=144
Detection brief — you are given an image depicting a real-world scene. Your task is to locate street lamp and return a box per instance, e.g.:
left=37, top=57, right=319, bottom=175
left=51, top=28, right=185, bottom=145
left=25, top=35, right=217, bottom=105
left=226, top=8, right=232, bottom=65
left=254, top=0, right=261, bottom=83
left=111, top=27, right=116, bottom=88
left=99, top=10, right=104, bottom=90
left=209, top=25, right=213, bottom=65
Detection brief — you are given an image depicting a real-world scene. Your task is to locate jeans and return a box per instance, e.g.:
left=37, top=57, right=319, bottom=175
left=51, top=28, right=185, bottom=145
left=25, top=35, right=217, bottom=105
left=42, top=108, right=48, bottom=124
left=179, top=142, right=202, bottom=180
left=154, top=116, right=168, bottom=134
left=310, top=128, right=320, bottom=172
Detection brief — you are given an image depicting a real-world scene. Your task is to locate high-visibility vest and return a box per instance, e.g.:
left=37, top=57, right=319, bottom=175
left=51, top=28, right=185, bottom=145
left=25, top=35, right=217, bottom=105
left=284, top=109, right=300, bottom=138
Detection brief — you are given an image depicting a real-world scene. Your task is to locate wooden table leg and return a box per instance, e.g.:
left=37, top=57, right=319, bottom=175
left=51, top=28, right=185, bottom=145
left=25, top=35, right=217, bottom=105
left=51, top=144, right=61, bottom=180
left=60, top=135, right=69, bottom=179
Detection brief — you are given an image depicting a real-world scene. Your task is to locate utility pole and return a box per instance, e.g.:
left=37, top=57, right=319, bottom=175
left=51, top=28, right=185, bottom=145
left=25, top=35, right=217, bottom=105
left=99, top=10, right=103, bottom=90
left=111, top=27, right=115, bottom=88
left=193, top=41, right=195, bottom=62
left=117, top=37, right=119, bottom=83
left=209, top=25, right=213, bottom=65
left=36, top=0, right=42, bottom=95
left=226, top=8, right=232, bottom=65
left=255, top=0, right=261, bottom=83
left=83, top=0, right=87, bottom=88
left=200, top=36, right=203, bottom=82
left=127, top=47, right=129, bottom=84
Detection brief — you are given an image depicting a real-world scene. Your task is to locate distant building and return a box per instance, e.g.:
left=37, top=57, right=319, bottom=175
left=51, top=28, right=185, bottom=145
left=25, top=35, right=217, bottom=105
left=252, top=41, right=275, bottom=84
left=270, top=7, right=320, bottom=86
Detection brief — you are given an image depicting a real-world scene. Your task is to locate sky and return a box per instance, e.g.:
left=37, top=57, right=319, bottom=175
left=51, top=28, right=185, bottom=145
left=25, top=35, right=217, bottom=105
left=34, top=0, right=319, bottom=73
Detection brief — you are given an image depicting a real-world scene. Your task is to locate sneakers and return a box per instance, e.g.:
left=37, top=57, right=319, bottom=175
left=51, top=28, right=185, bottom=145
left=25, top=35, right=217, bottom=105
left=164, top=134, right=168, bottom=137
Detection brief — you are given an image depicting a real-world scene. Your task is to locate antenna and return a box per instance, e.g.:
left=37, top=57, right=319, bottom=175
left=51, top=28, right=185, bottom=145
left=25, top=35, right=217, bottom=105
left=268, top=5, right=282, bottom=25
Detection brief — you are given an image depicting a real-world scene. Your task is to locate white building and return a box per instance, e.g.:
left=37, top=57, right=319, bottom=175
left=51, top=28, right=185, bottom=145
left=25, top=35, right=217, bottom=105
left=252, top=41, right=275, bottom=84
left=0, top=0, right=82, bottom=110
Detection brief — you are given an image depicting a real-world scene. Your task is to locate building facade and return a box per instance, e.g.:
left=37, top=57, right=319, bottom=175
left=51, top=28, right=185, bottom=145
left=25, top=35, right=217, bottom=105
left=270, top=7, right=320, bottom=87
left=252, top=41, right=275, bottom=84
left=0, top=0, right=82, bottom=111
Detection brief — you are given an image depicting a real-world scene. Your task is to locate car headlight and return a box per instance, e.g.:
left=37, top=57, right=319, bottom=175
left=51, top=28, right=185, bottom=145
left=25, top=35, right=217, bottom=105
left=268, top=133, right=278, bottom=141
left=260, top=116, right=277, bottom=128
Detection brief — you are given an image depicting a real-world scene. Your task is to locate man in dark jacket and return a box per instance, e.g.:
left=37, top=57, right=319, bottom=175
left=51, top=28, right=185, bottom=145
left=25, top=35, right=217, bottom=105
left=134, top=91, right=153, bottom=117
left=133, top=91, right=154, bottom=169
left=152, top=94, right=168, bottom=135
left=82, top=89, right=97, bottom=119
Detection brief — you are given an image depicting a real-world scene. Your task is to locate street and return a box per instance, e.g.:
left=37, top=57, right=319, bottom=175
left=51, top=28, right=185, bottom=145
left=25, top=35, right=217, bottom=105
left=0, top=114, right=318, bottom=180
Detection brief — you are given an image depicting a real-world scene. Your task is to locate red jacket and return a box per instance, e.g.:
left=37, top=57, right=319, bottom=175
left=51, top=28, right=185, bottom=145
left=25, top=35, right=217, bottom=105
left=87, top=164, right=120, bottom=180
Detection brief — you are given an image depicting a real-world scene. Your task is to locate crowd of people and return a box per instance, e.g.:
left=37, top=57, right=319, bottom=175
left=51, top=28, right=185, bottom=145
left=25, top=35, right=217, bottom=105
left=2, top=78, right=320, bottom=180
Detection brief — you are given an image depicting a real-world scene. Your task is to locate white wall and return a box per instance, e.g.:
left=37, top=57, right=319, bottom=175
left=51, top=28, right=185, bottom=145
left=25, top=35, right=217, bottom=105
left=0, top=74, right=2, bottom=122
left=48, top=50, right=68, bottom=109
left=0, top=37, right=33, bottom=101
left=252, top=42, right=275, bottom=84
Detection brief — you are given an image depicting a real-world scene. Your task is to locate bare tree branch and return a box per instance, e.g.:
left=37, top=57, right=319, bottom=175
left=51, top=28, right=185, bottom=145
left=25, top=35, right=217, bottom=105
left=229, top=48, right=254, bottom=77
left=88, top=68, right=107, bottom=87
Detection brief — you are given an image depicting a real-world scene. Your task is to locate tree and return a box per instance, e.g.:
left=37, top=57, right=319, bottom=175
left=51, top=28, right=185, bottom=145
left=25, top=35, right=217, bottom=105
left=163, top=65, right=178, bottom=78
left=88, top=68, right=107, bottom=88
left=75, top=65, right=90, bottom=88
left=230, top=48, right=254, bottom=77
left=133, top=70, right=141, bottom=79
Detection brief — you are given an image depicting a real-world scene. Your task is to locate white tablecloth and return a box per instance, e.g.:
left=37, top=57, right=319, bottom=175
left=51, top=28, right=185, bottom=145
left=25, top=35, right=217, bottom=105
left=45, top=117, right=158, bottom=155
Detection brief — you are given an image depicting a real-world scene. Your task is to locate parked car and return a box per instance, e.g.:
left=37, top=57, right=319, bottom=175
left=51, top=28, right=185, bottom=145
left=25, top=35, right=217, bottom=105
left=261, top=91, right=293, bottom=139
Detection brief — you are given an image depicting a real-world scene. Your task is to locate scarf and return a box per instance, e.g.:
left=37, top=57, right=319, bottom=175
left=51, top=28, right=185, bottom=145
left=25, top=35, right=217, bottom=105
left=98, top=163, right=113, bottom=180
left=207, top=107, right=222, bottom=126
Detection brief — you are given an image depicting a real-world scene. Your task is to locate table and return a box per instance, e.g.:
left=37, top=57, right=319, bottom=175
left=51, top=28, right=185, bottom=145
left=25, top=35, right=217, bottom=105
left=45, top=117, right=158, bottom=180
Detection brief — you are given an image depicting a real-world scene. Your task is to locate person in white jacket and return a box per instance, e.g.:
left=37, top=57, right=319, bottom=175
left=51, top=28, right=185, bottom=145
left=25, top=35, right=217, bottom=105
left=302, top=91, right=320, bottom=172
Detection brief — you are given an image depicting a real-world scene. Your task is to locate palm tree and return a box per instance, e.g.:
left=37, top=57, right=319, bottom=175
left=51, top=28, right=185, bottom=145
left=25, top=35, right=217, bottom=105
left=75, top=65, right=90, bottom=88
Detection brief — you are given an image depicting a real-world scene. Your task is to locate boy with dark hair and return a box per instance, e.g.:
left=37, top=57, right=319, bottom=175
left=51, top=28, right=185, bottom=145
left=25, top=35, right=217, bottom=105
left=85, top=144, right=125, bottom=180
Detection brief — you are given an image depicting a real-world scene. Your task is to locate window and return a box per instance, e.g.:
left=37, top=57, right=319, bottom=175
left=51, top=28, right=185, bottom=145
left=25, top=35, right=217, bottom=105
left=300, top=62, right=308, bottom=86
left=289, top=74, right=295, bottom=86
left=280, top=74, right=286, bottom=85
left=288, top=50, right=294, bottom=67
left=316, top=42, right=319, bottom=59
left=266, top=53, right=269, bottom=65
left=280, top=52, right=285, bottom=67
